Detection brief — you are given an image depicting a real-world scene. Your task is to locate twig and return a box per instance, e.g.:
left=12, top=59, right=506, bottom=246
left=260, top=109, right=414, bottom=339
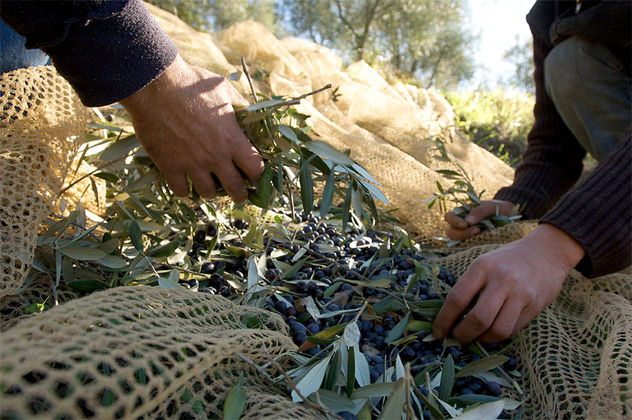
left=475, top=341, right=525, bottom=396
left=241, top=57, right=274, bottom=141
left=58, top=155, right=127, bottom=195
left=261, top=346, right=343, bottom=419
left=404, top=363, right=416, bottom=419
left=293, top=84, right=332, bottom=102
left=233, top=351, right=275, bottom=382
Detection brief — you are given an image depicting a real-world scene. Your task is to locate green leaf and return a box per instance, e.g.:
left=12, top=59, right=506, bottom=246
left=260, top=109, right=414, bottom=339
left=59, top=246, right=107, bottom=261
left=244, top=99, right=286, bottom=111
left=343, top=322, right=361, bottom=347
left=223, top=376, right=246, bottom=420
left=439, top=354, right=455, bottom=401
left=158, top=273, right=182, bottom=289
left=292, top=354, right=332, bottom=402
left=304, top=140, right=355, bottom=166
left=277, top=124, right=300, bottom=144
left=436, top=181, right=444, bottom=193
left=319, top=170, right=336, bottom=218
left=258, top=165, right=273, bottom=208
left=341, top=186, right=352, bottom=231
left=66, top=279, right=109, bottom=292
left=306, top=336, right=337, bottom=346
left=323, top=351, right=339, bottom=390
left=452, top=400, right=505, bottom=420
left=407, top=320, right=433, bottom=333
left=24, top=302, right=50, bottom=314
left=129, top=221, right=143, bottom=252
left=372, top=296, right=406, bottom=315
left=311, top=322, right=349, bottom=341
left=299, top=155, right=314, bottom=214
left=409, top=299, right=444, bottom=318
left=353, top=344, right=370, bottom=387
left=351, top=382, right=395, bottom=399
left=455, top=355, right=509, bottom=378
left=146, top=238, right=179, bottom=258
left=94, top=171, right=120, bottom=183
left=347, top=346, right=356, bottom=398
left=280, top=259, right=306, bottom=279
left=378, top=377, right=406, bottom=420
left=97, top=255, right=127, bottom=269
left=275, top=156, right=284, bottom=193
left=385, top=313, right=409, bottom=344
left=312, top=389, right=356, bottom=412
left=449, top=394, right=500, bottom=406
left=99, top=135, right=139, bottom=161
left=357, top=178, right=389, bottom=205
left=435, top=169, right=461, bottom=178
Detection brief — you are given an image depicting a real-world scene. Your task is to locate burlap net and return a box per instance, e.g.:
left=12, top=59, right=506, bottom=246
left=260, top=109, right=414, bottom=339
left=0, top=6, right=630, bottom=419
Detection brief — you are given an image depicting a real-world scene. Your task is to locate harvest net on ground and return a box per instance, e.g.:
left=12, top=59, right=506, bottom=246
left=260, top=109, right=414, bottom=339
left=0, top=6, right=630, bottom=419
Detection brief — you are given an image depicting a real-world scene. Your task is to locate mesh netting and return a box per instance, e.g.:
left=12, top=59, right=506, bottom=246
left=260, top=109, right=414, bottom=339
left=213, top=20, right=514, bottom=240
left=0, top=6, right=630, bottom=419
left=0, top=66, right=86, bottom=298
left=0, top=286, right=318, bottom=419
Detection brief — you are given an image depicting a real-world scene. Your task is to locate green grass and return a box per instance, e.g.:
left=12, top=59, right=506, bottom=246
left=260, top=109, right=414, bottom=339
left=446, top=89, right=535, bottom=167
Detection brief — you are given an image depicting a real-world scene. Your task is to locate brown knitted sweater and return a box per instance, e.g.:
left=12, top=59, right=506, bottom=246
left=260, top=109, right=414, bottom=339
left=495, top=0, right=631, bottom=277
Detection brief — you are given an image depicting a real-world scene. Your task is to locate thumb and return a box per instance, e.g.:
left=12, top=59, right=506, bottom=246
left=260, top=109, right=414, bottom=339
left=225, top=83, right=249, bottom=107
left=465, top=202, right=498, bottom=225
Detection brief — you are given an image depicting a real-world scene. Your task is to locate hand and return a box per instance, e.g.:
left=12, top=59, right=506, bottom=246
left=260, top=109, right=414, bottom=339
left=445, top=200, right=517, bottom=241
left=432, top=223, right=585, bottom=343
left=120, top=55, right=263, bottom=203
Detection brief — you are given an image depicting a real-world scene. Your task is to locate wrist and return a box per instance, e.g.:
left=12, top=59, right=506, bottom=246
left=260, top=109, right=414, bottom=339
left=530, top=223, right=586, bottom=271
left=120, top=55, right=185, bottom=110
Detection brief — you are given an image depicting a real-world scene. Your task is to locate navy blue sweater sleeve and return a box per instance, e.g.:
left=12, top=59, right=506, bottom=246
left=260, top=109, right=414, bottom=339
left=541, top=132, right=631, bottom=278
left=1, top=0, right=178, bottom=106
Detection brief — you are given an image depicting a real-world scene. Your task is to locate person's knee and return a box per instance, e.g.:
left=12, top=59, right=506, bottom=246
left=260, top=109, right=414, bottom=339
left=543, top=36, right=588, bottom=101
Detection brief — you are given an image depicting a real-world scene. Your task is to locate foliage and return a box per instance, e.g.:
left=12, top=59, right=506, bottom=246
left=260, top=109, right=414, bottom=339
left=278, top=0, right=477, bottom=90
left=26, top=89, right=525, bottom=419
left=446, top=89, right=534, bottom=167
left=425, top=138, right=521, bottom=245
left=502, top=35, right=534, bottom=93
left=377, top=0, right=476, bottom=90
left=147, top=0, right=278, bottom=32
left=233, top=82, right=388, bottom=229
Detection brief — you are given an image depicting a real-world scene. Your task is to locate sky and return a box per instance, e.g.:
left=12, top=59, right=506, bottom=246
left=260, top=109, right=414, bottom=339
left=467, top=0, right=534, bottom=89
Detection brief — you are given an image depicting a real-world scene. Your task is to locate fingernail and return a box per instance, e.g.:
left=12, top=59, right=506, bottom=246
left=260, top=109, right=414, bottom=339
left=465, top=215, right=476, bottom=224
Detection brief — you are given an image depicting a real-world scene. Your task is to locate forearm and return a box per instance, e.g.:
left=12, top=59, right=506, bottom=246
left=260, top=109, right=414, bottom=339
left=494, top=32, right=585, bottom=219
left=541, top=133, right=632, bottom=278
left=0, top=0, right=177, bottom=106
left=550, top=1, right=632, bottom=47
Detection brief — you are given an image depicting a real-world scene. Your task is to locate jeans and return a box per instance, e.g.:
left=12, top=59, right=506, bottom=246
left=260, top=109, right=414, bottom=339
left=544, top=36, right=632, bottom=161
left=0, top=19, right=50, bottom=74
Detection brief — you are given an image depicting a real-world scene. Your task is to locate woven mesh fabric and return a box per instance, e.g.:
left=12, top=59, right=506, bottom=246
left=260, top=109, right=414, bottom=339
left=430, top=224, right=632, bottom=419
left=0, top=7, right=630, bottom=420
left=0, top=66, right=86, bottom=298
left=0, top=286, right=319, bottom=419
left=212, top=20, right=514, bottom=240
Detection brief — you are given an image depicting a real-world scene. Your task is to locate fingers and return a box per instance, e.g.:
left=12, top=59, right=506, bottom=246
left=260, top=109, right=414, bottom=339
left=450, top=280, right=508, bottom=343
left=445, top=212, right=467, bottom=229
left=446, top=225, right=481, bottom=241
left=476, top=297, right=524, bottom=343
left=464, top=201, right=499, bottom=225
left=165, top=172, right=189, bottom=198
left=214, top=162, right=249, bottom=204
left=188, top=170, right=217, bottom=200
left=221, top=115, right=264, bottom=181
left=225, top=83, right=249, bottom=107
left=432, top=266, right=486, bottom=340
